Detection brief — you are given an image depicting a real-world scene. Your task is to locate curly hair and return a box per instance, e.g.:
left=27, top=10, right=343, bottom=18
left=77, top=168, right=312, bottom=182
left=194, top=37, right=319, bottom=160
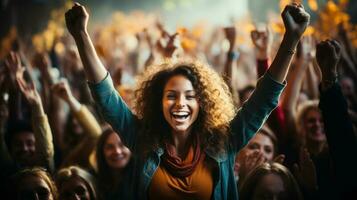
left=134, top=59, right=236, bottom=155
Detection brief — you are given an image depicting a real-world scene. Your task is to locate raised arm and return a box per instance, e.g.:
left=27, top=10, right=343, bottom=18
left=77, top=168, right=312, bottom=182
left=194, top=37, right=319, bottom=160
left=52, top=79, right=101, bottom=169
left=316, top=39, right=357, bottom=197
left=65, top=3, right=136, bottom=148
left=16, top=67, right=54, bottom=172
left=230, top=3, right=310, bottom=151
left=268, top=3, right=310, bottom=83
left=65, top=3, right=107, bottom=83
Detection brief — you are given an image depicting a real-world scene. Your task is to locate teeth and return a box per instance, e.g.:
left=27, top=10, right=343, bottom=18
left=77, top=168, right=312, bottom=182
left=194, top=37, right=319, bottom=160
left=172, top=111, right=189, bottom=115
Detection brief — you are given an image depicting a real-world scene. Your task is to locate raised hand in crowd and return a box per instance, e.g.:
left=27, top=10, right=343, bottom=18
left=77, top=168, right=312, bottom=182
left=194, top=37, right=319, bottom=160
left=65, top=3, right=107, bottom=83
left=316, top=40, right=341, bottom=90
left=268, top=3, right=310, bottom=83
left=4, top=52, right=23, bottom=89
left=250, top=26, right=271, bottom=60
left=16, top=68, right=43, bottom=115
left=293, top=148, right=318, bottom=192
left=52, top=79, right=81, bottom=111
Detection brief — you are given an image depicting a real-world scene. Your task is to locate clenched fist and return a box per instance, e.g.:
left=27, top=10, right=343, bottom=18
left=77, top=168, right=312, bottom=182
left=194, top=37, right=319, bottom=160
left=282, top=3, right=310, bottom=40
left=65, top=3, right=89, bottom=38
left=316, top=39, right=341, bottom=83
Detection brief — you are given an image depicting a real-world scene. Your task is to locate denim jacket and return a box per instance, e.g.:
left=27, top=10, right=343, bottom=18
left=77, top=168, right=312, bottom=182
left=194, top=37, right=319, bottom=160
left=89, top=72, right=285, bottom=200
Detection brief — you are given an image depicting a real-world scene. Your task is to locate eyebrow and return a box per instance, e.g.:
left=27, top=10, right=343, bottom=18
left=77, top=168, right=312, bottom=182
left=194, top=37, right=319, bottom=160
left=164, top=90, right=195, bottom=93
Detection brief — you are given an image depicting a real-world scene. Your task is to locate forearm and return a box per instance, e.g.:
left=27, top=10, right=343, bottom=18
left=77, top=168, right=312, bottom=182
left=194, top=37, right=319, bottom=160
left=74, top=31, right=107, bottom=83
left=73, top=105, right=101, bottom=137
left=32, top=109, right=55, bottom=171
left=268, top=35, right=299, bottom=83
left=281, top=61, right=308, bottom=116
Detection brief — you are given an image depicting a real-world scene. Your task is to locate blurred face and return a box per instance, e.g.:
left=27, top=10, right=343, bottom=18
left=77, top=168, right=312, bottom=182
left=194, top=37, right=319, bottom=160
left=104, top=132, right=131, bottom=169
left=245, top=133, right=274, bottom=162
left=340, top=77, right=354, bottom=97
left=162, top=75, right=199, bottom=135
left=11, top=132, right=36, bottom=166
left=252, top=173, right=287, bottom=200
left=304, top=109, right=326, bottom=143
left=59, top=176, right=91, bottom=200
left=17, top=175, right=53, bottom=200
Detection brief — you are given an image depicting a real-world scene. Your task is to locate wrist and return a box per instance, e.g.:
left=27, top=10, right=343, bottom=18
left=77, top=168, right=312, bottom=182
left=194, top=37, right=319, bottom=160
left=73, top=30, right=89, bottom=41
left=32, top=100, right=45, bottom=116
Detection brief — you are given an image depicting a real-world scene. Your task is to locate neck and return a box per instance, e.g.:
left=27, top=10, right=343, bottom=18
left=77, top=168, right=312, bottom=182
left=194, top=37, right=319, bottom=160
left=171, top=128, right=193, bottom=159
left=306, top=140, right=325, bottom=156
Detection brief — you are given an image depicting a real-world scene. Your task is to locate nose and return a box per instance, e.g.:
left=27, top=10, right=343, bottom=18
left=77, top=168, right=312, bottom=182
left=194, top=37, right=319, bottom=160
left=115, top=146, right=123, bottom=154
left=175, top=95, right=186, bottom=108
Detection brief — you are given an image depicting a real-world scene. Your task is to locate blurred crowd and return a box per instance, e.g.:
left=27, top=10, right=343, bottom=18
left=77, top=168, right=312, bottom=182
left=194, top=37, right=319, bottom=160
left=0, top=0, right=357, bottom=200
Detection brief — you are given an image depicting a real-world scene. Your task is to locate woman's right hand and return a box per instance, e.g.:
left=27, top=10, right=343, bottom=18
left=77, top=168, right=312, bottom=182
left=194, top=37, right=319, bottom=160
left=65, top=2, right=89, bottom=38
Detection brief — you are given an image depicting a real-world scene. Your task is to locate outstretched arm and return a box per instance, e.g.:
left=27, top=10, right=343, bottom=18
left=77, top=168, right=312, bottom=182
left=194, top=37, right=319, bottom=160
left=268, top=3, right=310, bottom=83
left=316, top=39, right=357, bottom=197
left=65, top=3, right=107, bottom=83
left=16, top=66, right=54, bottom=172
left=231, top=3, right=310, bottom=151
left=65, top=3, right=136, bottom=148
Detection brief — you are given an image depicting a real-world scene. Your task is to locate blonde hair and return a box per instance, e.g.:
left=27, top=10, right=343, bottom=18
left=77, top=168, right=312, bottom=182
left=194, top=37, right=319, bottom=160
left=55, top=166, right=97, bottom=200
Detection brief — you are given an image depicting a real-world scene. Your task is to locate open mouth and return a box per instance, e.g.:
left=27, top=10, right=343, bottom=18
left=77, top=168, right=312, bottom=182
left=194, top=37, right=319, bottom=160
left=111, top=155, right=126, bottom=161
left=171, top=111, right=190, bottom=121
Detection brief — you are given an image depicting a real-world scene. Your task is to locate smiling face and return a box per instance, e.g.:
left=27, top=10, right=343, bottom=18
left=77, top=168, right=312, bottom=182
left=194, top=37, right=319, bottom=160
left=162, top=75, right=200, bottom=136
left=103, top=132, right=131, bottom=170
left=11, top=131, right=36, bottom=166
left=245, top=133, right=275, bottom=162
left=303, top=109, right=326, bottom=143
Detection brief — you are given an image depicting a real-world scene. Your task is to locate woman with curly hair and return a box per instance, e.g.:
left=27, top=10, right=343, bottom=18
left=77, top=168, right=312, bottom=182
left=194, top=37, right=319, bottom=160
left=65, top=2, right=309, bottom=199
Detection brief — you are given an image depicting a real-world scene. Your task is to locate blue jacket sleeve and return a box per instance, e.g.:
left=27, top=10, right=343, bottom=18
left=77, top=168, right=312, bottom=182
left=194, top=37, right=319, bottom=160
left=89, top=73, right=137, bottom=149
left=230, top=72, right=285, bottom=152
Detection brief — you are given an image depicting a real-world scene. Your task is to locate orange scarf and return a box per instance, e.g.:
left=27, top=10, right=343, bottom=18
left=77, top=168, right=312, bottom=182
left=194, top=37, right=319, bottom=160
left=161, top=135, right=204, bottom=178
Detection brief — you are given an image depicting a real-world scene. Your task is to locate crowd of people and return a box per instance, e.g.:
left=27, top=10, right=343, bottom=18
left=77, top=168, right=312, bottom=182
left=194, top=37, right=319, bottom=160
left=1, top=1, right=357, bottom=200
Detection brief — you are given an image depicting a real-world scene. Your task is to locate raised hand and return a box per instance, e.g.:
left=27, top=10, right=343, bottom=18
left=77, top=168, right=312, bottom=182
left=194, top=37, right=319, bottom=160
left=293, top=148, right=318, bottom=191
left=224, top=27, right=236, bottom=52
left=4, top=51, right=23, bottom=87
left=52, top=79, right=73, bottom=103
left=16, top=68, right=42, bottom=107
left=237, top=150, right=265, bottom=180
left=273, top=154, right=285, bottom=164
left=250, top=26, right=271, bottom=59
left=282, top=3, right=310, bottom=40
left=316, top=39, right=341, bottom=84
left=65, top=2, right=89, bottom=38
left=32, top=53, right=53, bottom=82
left=156, top=31, right=179, bottom=58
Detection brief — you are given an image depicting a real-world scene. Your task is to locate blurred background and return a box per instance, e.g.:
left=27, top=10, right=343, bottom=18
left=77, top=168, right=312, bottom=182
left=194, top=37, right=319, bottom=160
left=1, top=0, right=357, bottom=59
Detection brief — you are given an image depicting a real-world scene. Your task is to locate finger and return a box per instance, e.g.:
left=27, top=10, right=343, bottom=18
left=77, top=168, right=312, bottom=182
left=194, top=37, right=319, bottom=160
left=330, top=40, right=341, bottom=56
left=274, top=154, right=285, bottom=164
left=15, top=53, right=21, bottom=67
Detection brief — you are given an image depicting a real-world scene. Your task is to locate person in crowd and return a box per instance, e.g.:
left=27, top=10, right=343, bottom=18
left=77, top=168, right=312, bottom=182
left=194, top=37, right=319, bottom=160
left=10, top=167, right=58, bottom=200
left=52, top=79, right=101, bottom=171
left=65, top=2, right=309, bottom=200
left=316, top=39, right=357, bottom=198
left=96, top=128, right=132, bottom=199
left=239, top=162, right=303, bottom=200
left=55, top=166, right=97, bottom=200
